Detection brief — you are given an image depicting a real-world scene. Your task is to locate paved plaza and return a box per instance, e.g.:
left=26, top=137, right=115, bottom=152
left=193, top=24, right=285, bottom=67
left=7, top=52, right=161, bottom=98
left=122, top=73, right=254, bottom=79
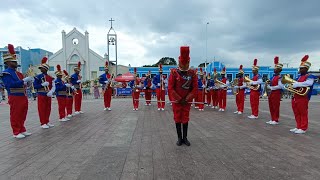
left=0, top=95, right=319, bottom=180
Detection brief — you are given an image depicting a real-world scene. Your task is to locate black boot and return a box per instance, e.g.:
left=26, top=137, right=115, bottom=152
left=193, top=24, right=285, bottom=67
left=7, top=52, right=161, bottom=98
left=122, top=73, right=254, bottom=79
left=176, top=123, right=183, bottom=146
left=183, top=123, right=190, bottom=146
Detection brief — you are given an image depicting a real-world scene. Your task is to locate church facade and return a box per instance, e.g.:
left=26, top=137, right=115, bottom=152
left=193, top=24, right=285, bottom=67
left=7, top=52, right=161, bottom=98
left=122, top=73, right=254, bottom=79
left=48, top=28, right=108, bottom=80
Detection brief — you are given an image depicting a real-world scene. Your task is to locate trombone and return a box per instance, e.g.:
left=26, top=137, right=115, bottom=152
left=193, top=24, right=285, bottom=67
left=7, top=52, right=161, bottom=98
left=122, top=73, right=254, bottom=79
left=214, top=79, right=228, bottom=90
left=281, top=74, right=309, bottom=96
left=244, top=76, right=260, bottom=90
left=26, top=67, right=36, bottom=93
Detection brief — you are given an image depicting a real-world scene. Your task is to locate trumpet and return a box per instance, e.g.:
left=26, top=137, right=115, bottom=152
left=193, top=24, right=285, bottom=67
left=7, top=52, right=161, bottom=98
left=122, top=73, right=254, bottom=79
left=244, top=76, right=260, bottom=90
left=26, top=67, right=36, bottom=93
left=41, top=77, right=49, bottom=92
left=281, top=74, right=309, bottom=96
left=262, top=79, right=270, bottom=97
left=231, top=78, right=239, bottom=95
left=215, top=79, right=228, bottom=90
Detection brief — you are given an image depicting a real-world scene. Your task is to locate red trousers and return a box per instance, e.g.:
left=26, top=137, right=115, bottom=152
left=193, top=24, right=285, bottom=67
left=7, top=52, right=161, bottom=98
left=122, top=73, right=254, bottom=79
left=268, top=91, right=281, bottom=122
left=145, top=90, right=152, bottom=104
left=66, top=96, right=73, bottom=115
left=57, top=96, right=66, bottom=119
left=132, top=91, right=140, bottom=109
left=292, top=97, right=309, bottom=131
left=212, top=90, right=219, bottom=106
left=156, top=88, right=165, bottom=108
left=219, top=90, right=227, bottom=109
left=197, top=90, right=204, bottom=109
left=172, top=103, right=192, bottom=123
left=8, top=96, right=28, bottom=135
left=37, top=95, right=51, bottom=125
left=206, top=90, right=212, bottom=105
left=104, top=88, right=112, bottom=108
left=250, top=90, right=260, bottom=116
left=74, top=89, right=82, bottom=111
left=236, top=89, right=245, bottom=112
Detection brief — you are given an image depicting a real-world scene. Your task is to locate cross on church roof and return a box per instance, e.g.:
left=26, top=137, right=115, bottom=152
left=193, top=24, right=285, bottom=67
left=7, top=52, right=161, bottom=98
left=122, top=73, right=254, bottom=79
left=109, top=18, right=115, bottom=28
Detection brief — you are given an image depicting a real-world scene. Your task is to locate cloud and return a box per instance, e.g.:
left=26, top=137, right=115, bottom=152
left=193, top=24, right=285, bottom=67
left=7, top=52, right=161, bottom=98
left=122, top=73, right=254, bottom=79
left=1, top=0, right=320, bottom=70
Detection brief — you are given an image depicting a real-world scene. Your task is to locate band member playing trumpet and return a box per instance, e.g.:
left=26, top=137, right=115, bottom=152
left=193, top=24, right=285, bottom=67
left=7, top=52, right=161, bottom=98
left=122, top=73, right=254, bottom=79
left=168, top=46, right=198, bottom=146
left=211, top=68, right=219, bottom=109
left=233, top=65, right=246, bottom=114
left=54, top=65, right=70, bottom=122
left=33, top=57, right=55, bottom=129
left=63, top=70, right=75, bottom=118
left=71, top=61, right=83, bottom=114
left=143, top=71, right=152, bottom=106
left=217, top=67, right=229, bottom=112
left=247, top=59, right=262, bottom=119
left=197, top=68, right=205, bottom=111
left=99, top=61, right=113, bottom=111
left=1, top=44, right=33, bottom=138
left=129, top=68, right=141, bottom=111
left=153, top=64, right=166, bottom=111
left=266, top=57, right=283, bottom=125
left=288, top=55, right=315, bottom=134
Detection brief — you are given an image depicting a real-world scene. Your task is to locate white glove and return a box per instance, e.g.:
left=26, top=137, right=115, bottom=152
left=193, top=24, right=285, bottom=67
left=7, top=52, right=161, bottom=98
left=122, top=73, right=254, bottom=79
left=157, top=83, right=160, bottom=86
left=47, top=91, right=53, bottom=97
left=65, top=83, right=71, bottom=88
left=143, top=87, right=146, bottom=89
left=234, top=86, right=239, bottom=89
left=292, top=82, right=299, bottom=88
left=202, top=85, right=206, bottom=88
left=249, top=81, right=254, bottom=85
left=76, top=80, right=81, bottom=83
left=71, top=86, right=75, bottom=90
left=23, top=76, right=34, bottom=82
left=41, top=81, right=49, bottom=87
left=104, top=81, right=108, bottom=84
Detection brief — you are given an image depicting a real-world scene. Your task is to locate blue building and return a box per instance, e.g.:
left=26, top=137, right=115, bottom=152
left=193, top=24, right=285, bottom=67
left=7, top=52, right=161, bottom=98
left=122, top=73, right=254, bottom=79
left=129, top=61, right=299, bottom=81
left=0, top=46, right=53, bottom=73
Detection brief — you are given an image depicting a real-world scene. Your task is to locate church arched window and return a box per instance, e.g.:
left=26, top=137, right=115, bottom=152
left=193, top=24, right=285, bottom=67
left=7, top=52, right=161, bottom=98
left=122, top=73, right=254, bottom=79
left=70, top=54, right=80, bottom=62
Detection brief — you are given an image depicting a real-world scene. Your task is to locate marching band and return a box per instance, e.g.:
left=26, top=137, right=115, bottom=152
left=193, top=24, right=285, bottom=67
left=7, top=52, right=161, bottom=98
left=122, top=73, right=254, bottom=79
left=0, top=44, right=317, bottom=141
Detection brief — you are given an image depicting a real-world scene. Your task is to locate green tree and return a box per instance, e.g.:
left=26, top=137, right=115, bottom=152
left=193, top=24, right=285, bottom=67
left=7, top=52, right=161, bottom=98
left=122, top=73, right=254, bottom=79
left=142, top=57, right=177, bottom=67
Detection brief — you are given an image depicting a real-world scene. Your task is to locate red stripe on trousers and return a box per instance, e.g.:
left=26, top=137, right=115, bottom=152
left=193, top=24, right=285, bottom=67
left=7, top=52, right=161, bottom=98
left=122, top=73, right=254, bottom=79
left=132, top=91, right=140, bottom=108
left=197, top=90, right=204, bottom=109
left=156, top=89, right=165, bottom=108
left=104, top=88, right=112, bottom=108
left=66, top=97, right=73, bottom=115
left=37, top=95, right=51, bottom=125
left=145, top=91, right=152, bottom=104
left=268, top=91, right=281, bottom=121
left=236, top=89, right=245, bottom=112
left=57, top=96, right=66, bottom=119
left=219, top=90, right=227, bottom=109
left=8, top=96, right=28, bottom=135
left=74, top=89, right=82, bottom=111
left=292, top=97, right=309, bottom=131
left=250, top=90, right=260, bottom=116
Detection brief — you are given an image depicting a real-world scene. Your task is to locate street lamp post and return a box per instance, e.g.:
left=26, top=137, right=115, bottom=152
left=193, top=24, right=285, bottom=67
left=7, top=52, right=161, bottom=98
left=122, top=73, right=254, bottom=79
left=205, top=22, right=209, bottom=72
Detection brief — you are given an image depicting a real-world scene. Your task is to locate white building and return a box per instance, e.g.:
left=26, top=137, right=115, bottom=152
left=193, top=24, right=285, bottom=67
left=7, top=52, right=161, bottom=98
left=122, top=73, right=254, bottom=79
left=48, top=28, right=107, bottom=80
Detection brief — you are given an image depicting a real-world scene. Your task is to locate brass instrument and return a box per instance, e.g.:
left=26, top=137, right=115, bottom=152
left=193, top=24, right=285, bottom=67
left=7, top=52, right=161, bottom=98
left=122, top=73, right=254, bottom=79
left=63, top=73, right=78, bottom=95
left=41, top=77, right=49, bottom=92
left=281, top=74, right=310, bottom=96
left=26, top=67, right=36, bottom=93
left=231, top=78, right=239, bottom=95
left=262, top=79, right=270, bottom=97
left=244, top=76, right=260, bottom=90
left=215, top=79, right=228, bottom=90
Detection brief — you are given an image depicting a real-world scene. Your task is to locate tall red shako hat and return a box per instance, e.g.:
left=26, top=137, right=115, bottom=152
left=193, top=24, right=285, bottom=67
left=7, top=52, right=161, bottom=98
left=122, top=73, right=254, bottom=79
left=178, top=46, right=190, bottom=71
left=221, top=67, right=226, bottom=75
left=74, top=61, right=81, bottom=71
left=252, top=59, right=259, bottom=70
left=238, top=65, right=244, bottom=74
left=274, top=56, right=283, bottom=69
left=198, top=67, right=204, bottom=75
left=39, top=57, right=50, bottom=70
left=159, top=64, right=163, bottom=73
left=105, top=61, right=109, bottom=70
left=63, top=70, right=69, bottom=77
left=55, top=64, right=63, bottom=76
left=3, top=44, right=17, bottom=63
left=299, top=55, right=311, bottom=69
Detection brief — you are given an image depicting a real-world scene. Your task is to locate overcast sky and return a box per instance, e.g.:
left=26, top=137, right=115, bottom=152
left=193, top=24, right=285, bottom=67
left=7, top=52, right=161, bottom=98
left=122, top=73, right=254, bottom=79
left=1, top=0, right=319, bottom=70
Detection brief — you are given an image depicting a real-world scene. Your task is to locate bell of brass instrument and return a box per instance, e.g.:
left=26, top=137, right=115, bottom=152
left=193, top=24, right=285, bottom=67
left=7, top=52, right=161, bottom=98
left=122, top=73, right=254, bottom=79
left=215, top=79, right=228, bottom=90
left=41, top=77, right=49, bottom=92
left=262, top=79, right=270, bottom=97
left=26, top=67, right=36, bottom=93
left=231, top=78, right=239, bottom=95
left=244, top=76, right=260, bottom=90
left=281, top=74, right=309, bottom=96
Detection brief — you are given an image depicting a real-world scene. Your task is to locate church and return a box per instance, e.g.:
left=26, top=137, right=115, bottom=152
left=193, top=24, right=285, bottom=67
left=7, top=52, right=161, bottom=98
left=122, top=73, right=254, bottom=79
left=48, top=28, right=109, bottom=81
